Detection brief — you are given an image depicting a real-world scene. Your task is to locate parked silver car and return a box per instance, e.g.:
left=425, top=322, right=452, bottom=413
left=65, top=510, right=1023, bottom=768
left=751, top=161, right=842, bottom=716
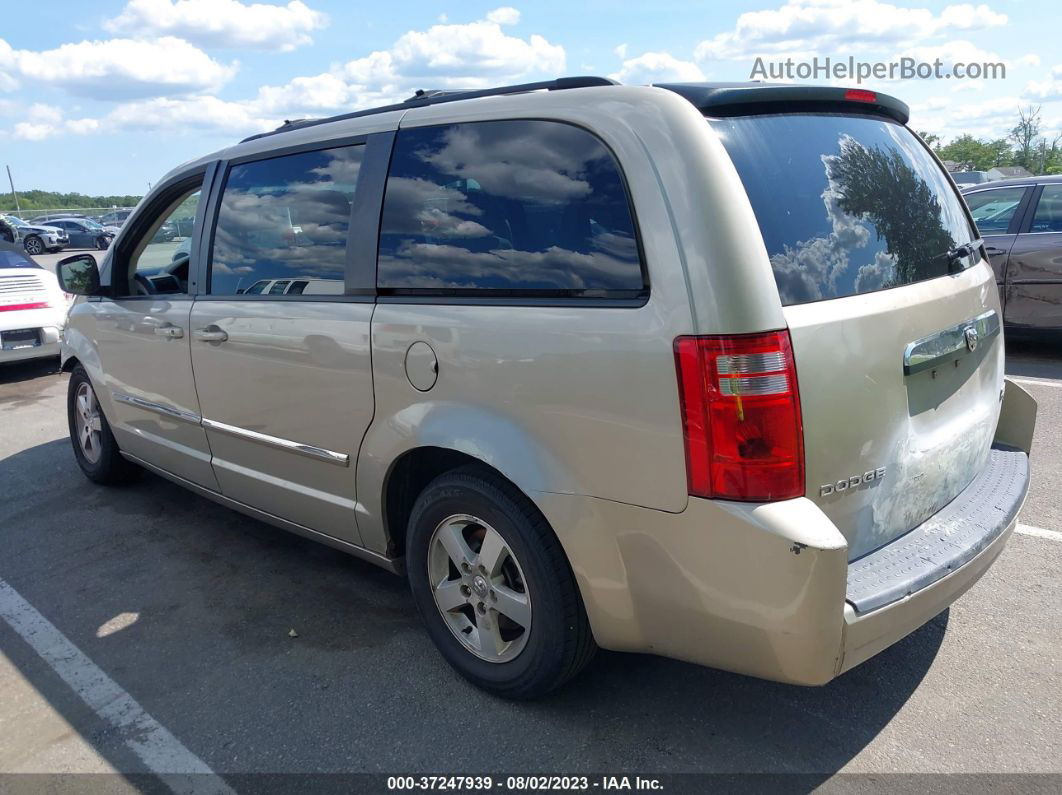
left=57, top=79, right=1036, bottom=698
left=0, top=215, right=69, bottom=255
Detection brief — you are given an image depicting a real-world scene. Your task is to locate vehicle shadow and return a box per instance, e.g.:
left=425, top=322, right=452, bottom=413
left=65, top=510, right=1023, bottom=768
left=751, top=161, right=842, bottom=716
left=0, top=439, right=943, bottom=783
left=1005, top=336, right=1062, bottom=380
left=0, top=357, right=62, bottom=386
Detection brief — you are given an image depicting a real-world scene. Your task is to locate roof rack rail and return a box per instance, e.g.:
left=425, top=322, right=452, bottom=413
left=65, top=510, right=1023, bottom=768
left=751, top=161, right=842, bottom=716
left=240, top=75, right=619, bottom=143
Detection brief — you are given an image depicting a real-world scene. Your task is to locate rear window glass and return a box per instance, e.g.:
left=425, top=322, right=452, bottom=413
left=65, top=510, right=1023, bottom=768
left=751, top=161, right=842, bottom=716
left=377, top=120, right=644, bottom=296
left=710, top=114, right=976, bottom=306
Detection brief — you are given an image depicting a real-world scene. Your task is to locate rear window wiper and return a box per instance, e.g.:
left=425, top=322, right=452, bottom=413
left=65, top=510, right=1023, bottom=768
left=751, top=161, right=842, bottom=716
left=934, top=239, right=983, bottom=273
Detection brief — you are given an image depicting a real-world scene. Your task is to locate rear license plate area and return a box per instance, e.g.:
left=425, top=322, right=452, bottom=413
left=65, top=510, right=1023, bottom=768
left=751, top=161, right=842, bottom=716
left=1, top=328, right=42, bottom=350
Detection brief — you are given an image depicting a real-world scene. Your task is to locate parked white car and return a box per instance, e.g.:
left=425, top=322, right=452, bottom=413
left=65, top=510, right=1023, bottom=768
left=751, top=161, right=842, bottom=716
left=0, top=242, right=70, bottom=363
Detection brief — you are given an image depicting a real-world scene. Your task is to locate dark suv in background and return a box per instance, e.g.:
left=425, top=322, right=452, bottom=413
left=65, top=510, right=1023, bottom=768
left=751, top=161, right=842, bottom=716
left=964, top=175, right=1062, bottom=333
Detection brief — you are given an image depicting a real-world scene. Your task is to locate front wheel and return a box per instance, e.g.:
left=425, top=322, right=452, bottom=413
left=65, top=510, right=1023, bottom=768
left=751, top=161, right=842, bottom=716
left=23, top=235, right=43, bottom=256
left=406, top=466, right=595, bottom=699
left=96, top=236, right=109, bottom=250
left=67, top=366, right=139, bottom=485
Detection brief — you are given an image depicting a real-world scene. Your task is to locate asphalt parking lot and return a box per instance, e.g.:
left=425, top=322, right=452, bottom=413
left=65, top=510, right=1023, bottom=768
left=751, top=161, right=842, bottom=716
left=0, top=331, right=1060, bottom=788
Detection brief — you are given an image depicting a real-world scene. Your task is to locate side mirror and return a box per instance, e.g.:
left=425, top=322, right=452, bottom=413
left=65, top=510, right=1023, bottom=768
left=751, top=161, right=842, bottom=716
left=56, top=253, right=102, bottom=296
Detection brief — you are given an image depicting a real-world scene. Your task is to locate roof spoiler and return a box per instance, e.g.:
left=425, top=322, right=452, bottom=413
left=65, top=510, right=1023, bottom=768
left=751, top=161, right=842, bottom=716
left=654, top=82, right=910, bottom=125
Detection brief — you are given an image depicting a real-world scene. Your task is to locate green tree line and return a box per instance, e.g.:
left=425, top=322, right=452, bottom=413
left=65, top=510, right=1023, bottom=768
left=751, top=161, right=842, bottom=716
left=920, top=104, right=1062, bottom=174
left=0, top=189, right=142, bottom=213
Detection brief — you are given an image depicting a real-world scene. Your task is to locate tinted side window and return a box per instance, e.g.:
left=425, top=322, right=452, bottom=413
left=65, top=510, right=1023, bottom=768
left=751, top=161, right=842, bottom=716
left=1030, top=185, right=1062, bottom=233
left=209, top=145, right=364, bottom=296
left=378, top=120, right=644, bottom=295
left=966, top=187, right=1028, bottom=234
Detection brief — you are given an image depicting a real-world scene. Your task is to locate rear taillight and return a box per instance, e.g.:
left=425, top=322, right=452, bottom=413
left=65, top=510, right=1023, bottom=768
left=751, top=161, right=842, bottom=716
left=0, top=301, right=50, bottom=312
left=674, top=330, right=804, bottom=502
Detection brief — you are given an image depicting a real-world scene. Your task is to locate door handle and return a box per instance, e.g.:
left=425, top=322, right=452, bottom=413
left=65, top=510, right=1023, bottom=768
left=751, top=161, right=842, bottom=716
left=154, top=323, right=184, bottom=339
left=984, top=247, right=1007, bottom=255
left=193, top=326, right=228, bottom=343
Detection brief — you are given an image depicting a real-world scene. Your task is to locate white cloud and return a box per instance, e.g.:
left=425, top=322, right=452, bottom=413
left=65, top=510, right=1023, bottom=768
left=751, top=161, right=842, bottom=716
left=5, top=8, right=567, bottom=140
left=897, top=39, right=1005, bottom=74
left=1024, top=64, right=1062, bottom=101
left=1017, top=54, right=1041, bottom=67
left=609, top=52, right=706, bottom=84
left=614, top=43, right=628, bottom=59
left=337, top=11, right=564, bottom=95
left=903, top=39, right=1001, bottom=66
left=485, top=7, right=520, bottom=25
left=12, top=104, right=101, bottom=140
left=912, top=94, right=1029, bottom=140
left=252, top=10, right=565, bottom=119
left=3, top=36, right=236, bottom=100
left=104, top=95, right=274, bottom=133
left=105, top=0, right=328, bottom=52
left=0, top=39, right=20, bottom=91
left=695, top=0, right=1007, bottom=61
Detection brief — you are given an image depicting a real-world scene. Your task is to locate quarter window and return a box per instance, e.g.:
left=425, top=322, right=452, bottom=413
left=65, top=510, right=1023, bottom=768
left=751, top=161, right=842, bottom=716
left=209, top=145, right=365, bottom=296
left=966, top=187, right=1028, bottom=234
left=377, top=120, right=644, bottom=295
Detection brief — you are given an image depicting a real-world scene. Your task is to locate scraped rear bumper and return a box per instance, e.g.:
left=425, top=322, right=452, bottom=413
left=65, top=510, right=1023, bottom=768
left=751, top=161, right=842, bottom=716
left=534, top=378, right=1036, bottom=685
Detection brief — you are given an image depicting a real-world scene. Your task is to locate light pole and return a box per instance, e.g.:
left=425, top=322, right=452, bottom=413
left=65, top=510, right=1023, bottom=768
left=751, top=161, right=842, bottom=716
left=6, top=165, right=21, bottom=216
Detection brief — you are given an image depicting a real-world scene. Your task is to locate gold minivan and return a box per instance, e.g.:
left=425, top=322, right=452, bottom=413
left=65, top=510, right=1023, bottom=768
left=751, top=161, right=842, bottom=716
left=57, top=79, right=1037, bottom=698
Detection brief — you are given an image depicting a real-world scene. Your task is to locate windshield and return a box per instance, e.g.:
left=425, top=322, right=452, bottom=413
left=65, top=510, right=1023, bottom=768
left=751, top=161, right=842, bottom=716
left=4, top=216, right=28, bottom=228
left=82, top=219, right=103, bottom=229
left=710, top=113, right=977, bottom=306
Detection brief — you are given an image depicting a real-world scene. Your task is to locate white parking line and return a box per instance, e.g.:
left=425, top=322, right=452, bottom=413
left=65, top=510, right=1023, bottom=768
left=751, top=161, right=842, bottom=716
left=1016, top=523, right=1062, bottom=542
left=1009, top=377, right=1062, bottom=390
left=0, top=577, right=233, bottom=794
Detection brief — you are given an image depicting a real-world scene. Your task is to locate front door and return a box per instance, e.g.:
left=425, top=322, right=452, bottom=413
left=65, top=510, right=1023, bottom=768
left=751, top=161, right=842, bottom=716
left=91, top=171, right=218, bottom=489
left=188, top=143, right=375, bottom=545
left=1005, top=183, right=1062, bottom=330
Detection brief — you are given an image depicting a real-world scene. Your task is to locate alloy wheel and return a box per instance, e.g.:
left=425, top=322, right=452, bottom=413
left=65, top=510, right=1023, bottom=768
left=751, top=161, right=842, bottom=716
left=428, top=514, right=532, bottom=663
left=74, top=382, right=103, bottom=464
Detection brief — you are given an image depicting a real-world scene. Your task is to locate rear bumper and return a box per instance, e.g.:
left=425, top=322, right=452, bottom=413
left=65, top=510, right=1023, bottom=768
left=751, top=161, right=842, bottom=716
left=534, top=379, right=1035, bottom=685
left=0, top=325, right=62, bottom=363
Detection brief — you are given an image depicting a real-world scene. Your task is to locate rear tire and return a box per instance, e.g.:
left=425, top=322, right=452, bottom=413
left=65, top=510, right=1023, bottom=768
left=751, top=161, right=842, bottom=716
left=406, top=466, right=596, bottom=699
left=67, top=365, right=139, bottom=485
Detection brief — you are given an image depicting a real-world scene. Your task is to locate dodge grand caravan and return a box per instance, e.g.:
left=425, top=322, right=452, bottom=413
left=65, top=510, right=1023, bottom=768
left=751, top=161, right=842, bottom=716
left=57, top=79, right=1037, bottom=699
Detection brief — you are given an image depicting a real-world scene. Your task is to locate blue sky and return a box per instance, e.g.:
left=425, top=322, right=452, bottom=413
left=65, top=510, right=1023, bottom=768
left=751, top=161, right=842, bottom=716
left=2, top=0, right=1061, bottom=196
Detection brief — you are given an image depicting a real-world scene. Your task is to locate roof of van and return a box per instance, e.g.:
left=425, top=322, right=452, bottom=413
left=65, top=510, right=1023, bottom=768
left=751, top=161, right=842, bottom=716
left=238, top=78, right=910, bottom=145
left=156, top=78, right=911, bottom=188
